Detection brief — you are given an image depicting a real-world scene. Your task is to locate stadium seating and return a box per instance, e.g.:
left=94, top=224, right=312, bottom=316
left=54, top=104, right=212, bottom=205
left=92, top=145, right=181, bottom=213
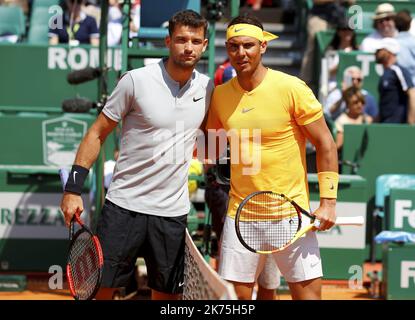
left=137, top=0, right=201, bottom=40
left=31, top=0, right=60, bottom=10
left=27, top=24, right=49, bottom=44
left=30, top=6, right=59, bottom=27
left=27, top=6, right=61, bottom=44
left=0, top=5, right=26, bottom=40
left=375, top=175, right=415, bottom=213
left=371, top=174, right=415, bottom=264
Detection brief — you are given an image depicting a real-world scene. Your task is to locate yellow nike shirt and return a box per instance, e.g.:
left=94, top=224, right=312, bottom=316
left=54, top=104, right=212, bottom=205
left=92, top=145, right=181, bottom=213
left=206, top=69, right=323, bottom=218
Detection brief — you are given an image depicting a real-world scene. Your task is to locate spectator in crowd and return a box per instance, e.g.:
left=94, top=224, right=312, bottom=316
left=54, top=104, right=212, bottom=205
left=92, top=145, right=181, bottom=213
left=129, top=0, right=141, bottom=38
left=360, top=3, right=398, bottom=53
left=324, top=17, right=358, bottom=94
left=213, top=59, right=236, bottom=86
left=300, top=0, right=351, bottom=88
left=107, top=0, right=122, bottom=46
left=324, top=66, right=378, bottom=120
left=335, top=87, right=372, bottom=149
left=49, top=0, right=99, bottom=46
left=395, top=10, right=415, bottom=85
left=246, top=0, right=272, bottom=11
left=375, top=37, right=415, bottom=124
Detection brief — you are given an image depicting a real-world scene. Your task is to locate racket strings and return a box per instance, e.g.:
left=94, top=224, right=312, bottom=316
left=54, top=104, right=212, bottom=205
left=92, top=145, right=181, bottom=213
left=239, top=193, right=300, bottom=251
left=68, top=232, right=101, bottom=300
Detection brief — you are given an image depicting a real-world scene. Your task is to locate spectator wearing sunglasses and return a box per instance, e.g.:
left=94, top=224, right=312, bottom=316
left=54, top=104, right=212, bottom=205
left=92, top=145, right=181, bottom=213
left=324, top=66, right=378, bottom=120
left=360, top=3, right=398, bottom=53
left=335, top=87, right=372, bottom=149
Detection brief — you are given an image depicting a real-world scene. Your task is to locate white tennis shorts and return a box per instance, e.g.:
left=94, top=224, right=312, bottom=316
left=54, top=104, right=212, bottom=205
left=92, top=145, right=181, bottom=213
left=257, top=256, right=280, bottom=289
left=218, top=216, right=323, bottom=284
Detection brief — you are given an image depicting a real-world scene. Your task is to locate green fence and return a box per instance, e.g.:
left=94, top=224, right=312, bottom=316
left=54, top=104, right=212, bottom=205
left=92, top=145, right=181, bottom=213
left=342, top=124, right=415, bottom=260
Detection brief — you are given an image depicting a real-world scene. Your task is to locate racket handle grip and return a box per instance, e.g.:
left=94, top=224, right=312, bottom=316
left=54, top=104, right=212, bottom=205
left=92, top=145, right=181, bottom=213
left=314, top=216, right=364, bottom=228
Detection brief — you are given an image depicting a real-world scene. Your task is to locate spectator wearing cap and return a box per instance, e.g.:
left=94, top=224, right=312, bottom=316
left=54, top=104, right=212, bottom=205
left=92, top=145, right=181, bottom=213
left=324, top=17, right=358, bottom=93
left=375, top=38, right=415, bottom=124
left=360, top=3, right=398, bottom=53
left=395, top=10, right=415, bottom=85
left=324, top=66, right=378, bottom=120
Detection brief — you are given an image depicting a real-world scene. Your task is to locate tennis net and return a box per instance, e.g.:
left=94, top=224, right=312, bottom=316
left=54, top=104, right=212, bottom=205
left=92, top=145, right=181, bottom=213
left=182, top=229, right=237, bottom=300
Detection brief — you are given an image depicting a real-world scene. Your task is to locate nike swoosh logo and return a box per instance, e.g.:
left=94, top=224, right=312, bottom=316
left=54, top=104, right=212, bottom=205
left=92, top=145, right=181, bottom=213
left=235, top=27, right=246, bottom=32
left=73, top=171, right=78, bottom=184
left=178, top=282, right=185, bottom=287
left=310, top=262, right=320, bottom=268
left=193, top=97, right=203, bottom=102
left=242, top=107, right=255, bottom=113
left=326, top=177, right=334, bottom=190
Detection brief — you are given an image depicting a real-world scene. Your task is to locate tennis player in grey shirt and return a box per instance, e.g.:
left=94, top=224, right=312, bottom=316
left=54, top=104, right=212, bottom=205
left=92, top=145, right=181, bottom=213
left=60, top=10, right=213, bottom=300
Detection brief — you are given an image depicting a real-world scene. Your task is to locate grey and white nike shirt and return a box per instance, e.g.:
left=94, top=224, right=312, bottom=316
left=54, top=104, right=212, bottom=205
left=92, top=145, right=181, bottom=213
left=102, top=59, right=214, bottom=217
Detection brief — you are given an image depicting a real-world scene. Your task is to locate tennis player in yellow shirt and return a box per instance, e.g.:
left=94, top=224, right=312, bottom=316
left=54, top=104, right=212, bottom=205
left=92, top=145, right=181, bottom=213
left=205, top=13, right=339, bottom=300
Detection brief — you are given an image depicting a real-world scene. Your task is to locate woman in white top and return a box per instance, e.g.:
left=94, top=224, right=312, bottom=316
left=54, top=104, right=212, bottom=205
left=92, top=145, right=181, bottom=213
left=335, top=87, right=373, bottom=149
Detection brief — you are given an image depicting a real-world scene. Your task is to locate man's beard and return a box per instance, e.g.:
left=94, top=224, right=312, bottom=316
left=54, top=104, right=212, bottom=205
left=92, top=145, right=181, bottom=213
left=172, top=55, right=201, bottom=69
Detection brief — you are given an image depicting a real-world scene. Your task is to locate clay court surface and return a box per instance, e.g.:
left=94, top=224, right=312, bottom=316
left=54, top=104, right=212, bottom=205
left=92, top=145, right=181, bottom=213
left=0, top=275, right=377, bottom=300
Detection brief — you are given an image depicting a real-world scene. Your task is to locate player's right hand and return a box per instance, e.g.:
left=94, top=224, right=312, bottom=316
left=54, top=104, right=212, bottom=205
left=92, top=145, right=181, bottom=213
left=60, top=192, right=84, bottom=227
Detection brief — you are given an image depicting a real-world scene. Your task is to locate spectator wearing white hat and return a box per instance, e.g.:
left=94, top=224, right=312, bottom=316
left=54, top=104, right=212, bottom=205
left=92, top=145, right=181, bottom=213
left=360, top=3, right=398, bottom=53
left=375, top=37, right=415, bottom=124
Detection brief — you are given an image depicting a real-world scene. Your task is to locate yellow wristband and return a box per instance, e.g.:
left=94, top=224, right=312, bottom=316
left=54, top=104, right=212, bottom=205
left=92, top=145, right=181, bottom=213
left=317, top=171, right=339, bottom=199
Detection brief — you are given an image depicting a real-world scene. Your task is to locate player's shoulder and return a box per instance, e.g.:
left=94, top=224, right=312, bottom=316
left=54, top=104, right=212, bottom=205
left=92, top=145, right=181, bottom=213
left=267, top=69, right=308, bottom=91
left=129, top=62, right=159, bottom=78
left=194, top=70, right=213, bottom=90
left=267, top=69, right=302, bottom=83
left=213, top=77, right=235, bottom=93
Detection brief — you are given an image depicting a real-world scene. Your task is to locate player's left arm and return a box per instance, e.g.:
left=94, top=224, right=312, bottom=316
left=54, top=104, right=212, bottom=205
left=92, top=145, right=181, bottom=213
left=302, top=116, right=338, bottom=231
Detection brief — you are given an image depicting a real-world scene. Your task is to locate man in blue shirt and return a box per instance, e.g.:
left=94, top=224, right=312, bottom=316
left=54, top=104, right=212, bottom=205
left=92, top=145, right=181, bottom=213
left=375, top=37, right=415, bottom=124
left=396, top=10, right=415, bottom=85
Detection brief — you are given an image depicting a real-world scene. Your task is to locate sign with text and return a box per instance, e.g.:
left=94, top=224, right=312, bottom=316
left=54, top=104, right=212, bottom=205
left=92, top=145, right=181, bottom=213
left=388, top=189, right=415, bottom=232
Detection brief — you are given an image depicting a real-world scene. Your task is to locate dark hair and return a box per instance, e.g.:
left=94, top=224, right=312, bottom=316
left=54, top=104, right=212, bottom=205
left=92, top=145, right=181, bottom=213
left=343, top=87, right=365, bottom=105
left=168, top=10, right=208, bottom=38
left=395, top=10, right=412, bottom=32
left=227, top=13, right=264, bottom=30
left=328, top=20, right=358, bottom=51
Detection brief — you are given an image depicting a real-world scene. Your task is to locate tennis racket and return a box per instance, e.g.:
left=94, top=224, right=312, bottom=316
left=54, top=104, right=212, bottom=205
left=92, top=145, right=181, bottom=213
left=235, top=191, right=364, bottom=254
left=59, top=168, right=104, bottom=300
